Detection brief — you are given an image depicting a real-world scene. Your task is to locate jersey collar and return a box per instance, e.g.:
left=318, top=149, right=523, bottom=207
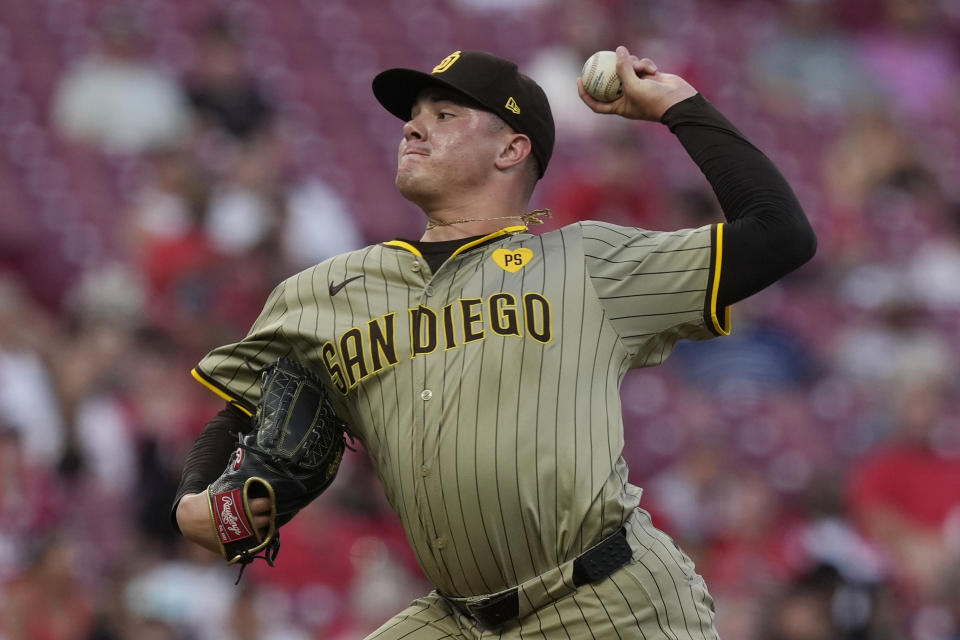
left=382, top=225, right=527, bottom=258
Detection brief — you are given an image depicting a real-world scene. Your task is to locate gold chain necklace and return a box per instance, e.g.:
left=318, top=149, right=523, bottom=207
left=424, top=209, right=551, bottom=230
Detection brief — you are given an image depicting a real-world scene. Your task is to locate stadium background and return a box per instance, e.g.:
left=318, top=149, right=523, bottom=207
left=0, top=0, right=958, bottom=638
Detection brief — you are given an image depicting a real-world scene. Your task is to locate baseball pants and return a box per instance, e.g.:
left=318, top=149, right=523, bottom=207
left=364, top=509, right=720, bottom=640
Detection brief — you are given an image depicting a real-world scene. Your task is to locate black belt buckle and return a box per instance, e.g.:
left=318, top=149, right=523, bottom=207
left=465, top=589, right=519, bottom=629
left=572, top=527, right=631, bottom=586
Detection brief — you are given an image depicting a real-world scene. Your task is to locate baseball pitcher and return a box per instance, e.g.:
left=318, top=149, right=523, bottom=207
left=173, top=46, right=815, bottom=639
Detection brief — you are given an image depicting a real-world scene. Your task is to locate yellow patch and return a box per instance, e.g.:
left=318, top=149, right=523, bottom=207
left=492, top=248, right=533, bottom=272
left=505, top=97, right=521, bottom=114
left=433, top=51, right=461, bottom=74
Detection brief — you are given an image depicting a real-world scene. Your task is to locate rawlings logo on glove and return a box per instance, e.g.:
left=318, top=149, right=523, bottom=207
left=212, top=489, right=252, bottom=542
left=207, top=358, right=349, bottom=571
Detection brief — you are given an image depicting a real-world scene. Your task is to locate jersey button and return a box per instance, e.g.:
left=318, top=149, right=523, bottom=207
left=434, top=536, right=447, bottom=550
left=411, top=261, right=421, bottom=272
left=424, top=285, right=434, bottom=297
left=420, top=465, right=431, bottom=477
left=420, top=389, right=433, bottom=401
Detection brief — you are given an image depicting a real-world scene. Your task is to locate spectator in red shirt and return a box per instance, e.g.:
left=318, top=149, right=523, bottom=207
left=848, top=379, right=960, bottom=600
left=540, top=127, right=665, bottom=232
left=1, top=537, right=95, bottom=640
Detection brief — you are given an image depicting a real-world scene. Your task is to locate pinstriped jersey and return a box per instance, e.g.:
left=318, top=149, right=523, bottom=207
left=192, top=220, right=728, bottom=598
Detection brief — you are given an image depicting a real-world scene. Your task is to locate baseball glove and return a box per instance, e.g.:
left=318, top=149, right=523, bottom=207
left=207, top=357, right=349, bottom=569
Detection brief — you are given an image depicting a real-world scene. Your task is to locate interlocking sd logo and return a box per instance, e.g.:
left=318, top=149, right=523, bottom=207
left=432, top=51, right=461, bottom=74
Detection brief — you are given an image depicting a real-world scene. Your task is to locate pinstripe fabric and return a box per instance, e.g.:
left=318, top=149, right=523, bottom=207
left=366, top=509, right=718, bottom=640
left=194, top=221, right=725, bottom=636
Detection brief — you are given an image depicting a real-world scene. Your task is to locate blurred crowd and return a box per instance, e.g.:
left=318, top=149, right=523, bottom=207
left=0, top=0, right=958, bottom=638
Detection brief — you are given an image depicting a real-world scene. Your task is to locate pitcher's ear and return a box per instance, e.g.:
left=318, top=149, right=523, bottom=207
left=495, top=133, right=532, bottom=171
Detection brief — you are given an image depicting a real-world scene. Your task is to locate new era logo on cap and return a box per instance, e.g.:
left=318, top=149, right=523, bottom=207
left=372, top=50, right=555, bottom=177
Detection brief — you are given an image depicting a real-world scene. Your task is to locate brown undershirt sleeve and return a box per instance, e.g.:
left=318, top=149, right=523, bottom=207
left=170, top=403, right=253, bottom=533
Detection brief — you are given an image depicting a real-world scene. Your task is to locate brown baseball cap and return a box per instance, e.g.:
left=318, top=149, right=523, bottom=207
left=372, top=50, right=555, bottom=177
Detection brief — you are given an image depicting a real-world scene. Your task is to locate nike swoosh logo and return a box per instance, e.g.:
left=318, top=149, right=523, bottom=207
left=329, top=275, right=364, bottom=296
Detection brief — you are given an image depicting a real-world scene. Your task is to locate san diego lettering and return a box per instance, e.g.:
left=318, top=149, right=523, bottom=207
left=320, top=292, right=552, bottom=393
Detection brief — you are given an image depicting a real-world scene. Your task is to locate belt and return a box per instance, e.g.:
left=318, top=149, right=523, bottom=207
left=447, top=527, right=632, bottom=629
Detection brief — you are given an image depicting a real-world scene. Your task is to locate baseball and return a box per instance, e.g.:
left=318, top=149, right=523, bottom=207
left=580, top=50, right=623, bottom=102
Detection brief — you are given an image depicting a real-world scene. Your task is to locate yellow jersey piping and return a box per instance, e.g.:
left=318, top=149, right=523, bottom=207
left=450, top=225, right=527, bottom=259
left=382, top=225, right=528, bottom=259
left=382, top=240, right=423, bottom=256
left=709, top=223, right=731, bottom=336
left=191, top=368, right=254, bottom=416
